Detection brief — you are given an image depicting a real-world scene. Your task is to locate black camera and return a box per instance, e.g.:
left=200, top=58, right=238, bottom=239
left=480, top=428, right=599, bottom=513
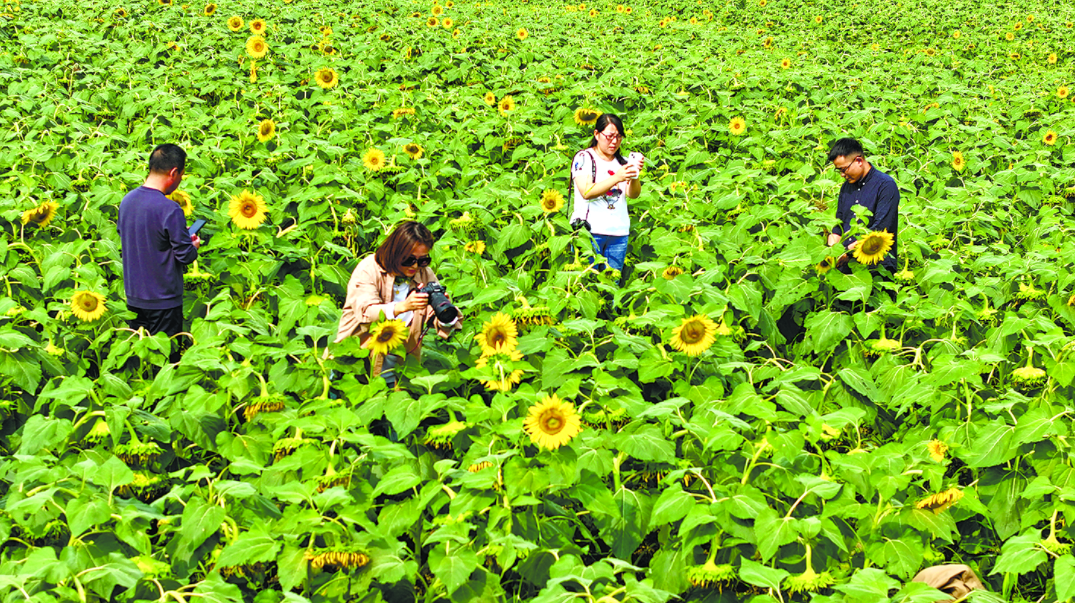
left=416, top=283, right=459, bottom=324
left=570, top=218, right=592, bottom=232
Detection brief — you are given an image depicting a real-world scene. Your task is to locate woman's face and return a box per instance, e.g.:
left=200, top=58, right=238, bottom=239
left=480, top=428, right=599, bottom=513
left=594, top=123, right=623, bottom=156
left=399, top=243, right=431, bottom=279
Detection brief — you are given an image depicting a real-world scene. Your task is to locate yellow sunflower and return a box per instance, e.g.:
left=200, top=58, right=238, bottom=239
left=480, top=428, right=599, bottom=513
left=249, top=18, right=267, bottom=35
left=426, top=16, right=438, bottom=27
left=952, top=30, right=960, bottom=38
left=228, top=189, right=268, bottom=229
left=203, top=3, right=215, bottom=16
left=523, top=394, right=582, bottom=450
left=927, top=440, right=948, bottom=462
left=670, top=314, right=718, bottom=356
left=367, top=319, right=408, bottom=356
left=445, top=0, right=453, bottom=6
left=916, top=488, right=963, bottom=513
left=319, top=26, right=332, bottom=36
left=780, top=58, right=791, bottom=69
left=464, top=240, right=485, bottom=255
left=852, top=230, right=894, bottom=265
left=71, top=291, right=107, bottom=322
left=1004, top=32, right=1014, bottom=41
left=1058, top=86, right=1070, bottom=99
left=362, top=148, right=386, bottom=171
left=662, top=266, right=684, bottom=279
left=728, top=116, right=746, bottom=135
left=1048, top=52, right=1058, bottom=64
left=816, top=256, right=834, bottom=274
left=516, top=27, right=528, bottom=40
left=21, top=201, right=59, bottom=227
left=475, top=312, right=518, bottom=355
left=442, top=17, right=453, bottom=28
left=573, top=107, right=600, bottom=126
left=168, top=190, right=194, bottom=217
left=227, top=15, right=243, bottom=31
left=246, top=35, right=267, bottom=58
left=589, top=8, right=597, bottom=17
left=540, top=190, right=565, bottom=213
left=951, top=151, right=965, bottom=172
left=498, top=95, right=515, bottom=116
left=432, top=4, right=444, bottom=15
left=1043, top=130, right=1058, bottom=146
left=475, top=349, right=525, bottom=391
left=483, top=92, right=496, bottom=105
left=403, top=143, right=424, bottom=159
left=256, top=118, right=275, bottom=143
left=452, top=28, right=461, bottom=37
left=814, top=15, right=822, bottom=23
left=115, top=8, right=128, bottom=17
left=315, top=67, right=339, bottom=89
left=1013, top=21, right=1023, bottom=31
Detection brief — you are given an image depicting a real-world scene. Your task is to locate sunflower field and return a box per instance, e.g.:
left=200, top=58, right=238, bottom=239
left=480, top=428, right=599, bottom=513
left=2, top=0, right=1075, bottom=600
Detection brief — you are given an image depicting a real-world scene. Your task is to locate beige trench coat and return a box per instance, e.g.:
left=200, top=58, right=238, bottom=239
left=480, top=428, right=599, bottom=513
left=334, top=253, right=460, bottom=376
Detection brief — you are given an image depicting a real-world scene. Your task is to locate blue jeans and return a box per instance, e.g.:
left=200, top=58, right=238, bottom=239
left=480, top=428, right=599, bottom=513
left=590, top=234, right=629, bottom=272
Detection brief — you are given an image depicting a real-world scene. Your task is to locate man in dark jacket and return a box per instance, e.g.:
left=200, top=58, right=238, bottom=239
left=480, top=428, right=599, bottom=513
left=826, top=138, right=900, bottom=272
left=118, top=144, right=200, bottom=340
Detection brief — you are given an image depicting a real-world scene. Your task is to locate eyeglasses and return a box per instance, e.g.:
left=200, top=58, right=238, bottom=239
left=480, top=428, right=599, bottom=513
left=834, top=156, right=860, bottom=175
left=401, top=254, right=432, bottom=268
left=598, top=131, right=623, bottom=142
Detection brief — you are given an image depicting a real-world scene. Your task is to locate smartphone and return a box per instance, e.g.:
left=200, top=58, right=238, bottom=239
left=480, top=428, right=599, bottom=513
left=189, top=219, right=207, bottom=237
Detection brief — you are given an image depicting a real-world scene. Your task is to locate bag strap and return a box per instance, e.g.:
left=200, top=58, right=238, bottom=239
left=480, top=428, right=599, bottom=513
left=584, top=150, right=596, bottom=221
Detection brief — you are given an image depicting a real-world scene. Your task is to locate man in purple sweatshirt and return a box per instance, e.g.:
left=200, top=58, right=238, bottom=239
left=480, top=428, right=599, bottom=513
left=118, top=144, right=201, bottom=340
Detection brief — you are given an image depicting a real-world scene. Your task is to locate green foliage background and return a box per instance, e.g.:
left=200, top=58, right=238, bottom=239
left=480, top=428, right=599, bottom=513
left=1, top=0, right=1074, bottom=600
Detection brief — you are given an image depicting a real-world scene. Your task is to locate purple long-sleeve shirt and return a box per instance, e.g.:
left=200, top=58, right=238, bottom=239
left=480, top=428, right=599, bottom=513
left=117, top=186, right=197, bottom=309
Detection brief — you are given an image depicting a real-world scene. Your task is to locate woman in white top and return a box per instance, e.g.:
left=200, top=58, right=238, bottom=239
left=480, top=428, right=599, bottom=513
left=570, top=113, right=645, bottom=275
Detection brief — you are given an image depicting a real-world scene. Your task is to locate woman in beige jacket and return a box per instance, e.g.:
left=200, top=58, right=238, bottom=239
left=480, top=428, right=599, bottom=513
left=334, top=221, right=461, bottom=383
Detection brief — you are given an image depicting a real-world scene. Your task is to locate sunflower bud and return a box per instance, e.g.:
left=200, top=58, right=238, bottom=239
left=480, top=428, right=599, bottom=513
left=686, top=560, right=736, bottom=588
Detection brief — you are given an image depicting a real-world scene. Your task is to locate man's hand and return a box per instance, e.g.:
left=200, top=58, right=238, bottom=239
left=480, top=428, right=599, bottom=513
left=191, top=234, right=202, bottom=249
left=826, top=232, right=841, bottom=247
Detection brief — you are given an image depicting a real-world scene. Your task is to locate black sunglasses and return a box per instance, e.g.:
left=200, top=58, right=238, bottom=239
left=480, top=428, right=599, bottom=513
left=401, top=254, right=432, bottom=268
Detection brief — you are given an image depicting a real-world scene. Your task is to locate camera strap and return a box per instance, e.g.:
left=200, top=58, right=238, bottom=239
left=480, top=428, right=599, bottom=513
left=569, top=150, right=598, bottom=224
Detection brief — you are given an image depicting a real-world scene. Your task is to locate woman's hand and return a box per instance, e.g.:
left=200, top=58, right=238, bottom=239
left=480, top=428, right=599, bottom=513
left=395, top=285, right=429, bottom=315
left=613, top=163, right=637, bottom=183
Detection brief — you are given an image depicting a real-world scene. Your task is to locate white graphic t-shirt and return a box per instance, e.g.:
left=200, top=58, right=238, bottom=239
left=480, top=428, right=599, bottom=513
left=570, top=150, right=630, bottom=236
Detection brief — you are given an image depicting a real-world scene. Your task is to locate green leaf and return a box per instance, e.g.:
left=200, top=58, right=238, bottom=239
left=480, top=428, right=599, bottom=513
left=595, top=487, right=653, bottom=559
left=430, top=542, right=480, bottom=595
left=964, top=422, right=1018, bottom=468
left=754, top=507, right=798, bottom=561
left=804, top=310, right=853, bottom=355
left=991, top=531, right=1046, bottom=576
left=616, top=423, right=676, bottom=463
left=177, top=498, right=226, bottom=558
left=738, top=558, right=789, bottom=591
left=217, top=531, right=281, bottom=568
left=648, top=484, right=695, bottom=530
left=372, top=464, right=423, bottom=497
left=1055, top=555, right=1075, bottom=601
left=17, top=415, right=72, bottom=455
left=66, top=497, right=112, bottom=537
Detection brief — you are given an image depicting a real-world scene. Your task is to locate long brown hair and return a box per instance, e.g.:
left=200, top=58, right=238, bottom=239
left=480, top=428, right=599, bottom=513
left=375, top=221, right=435, bottom=275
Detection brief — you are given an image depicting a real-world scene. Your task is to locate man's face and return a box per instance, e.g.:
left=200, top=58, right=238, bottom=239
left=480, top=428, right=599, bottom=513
left=832, top=154, right=864, bottom=184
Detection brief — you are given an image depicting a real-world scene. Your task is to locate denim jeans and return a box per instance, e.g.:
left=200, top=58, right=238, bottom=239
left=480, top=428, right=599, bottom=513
left=590, top=234, right=629, bottom=272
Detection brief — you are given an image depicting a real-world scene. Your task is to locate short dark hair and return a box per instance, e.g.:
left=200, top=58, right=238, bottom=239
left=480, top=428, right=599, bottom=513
left=828, top=138, right=863, bottom=162
left=148, top=144, right=186, bottom=174
left=375, top=221, right=435, bottom=276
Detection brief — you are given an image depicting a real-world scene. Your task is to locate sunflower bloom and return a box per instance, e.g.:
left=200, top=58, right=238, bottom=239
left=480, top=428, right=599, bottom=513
left=475, top=312, right=518, bottom=355
left=227, top=15, right=243, bottom=31
left=249, top=18, right=267, bottom=35
left=367, top=319, right=407, bottom=356
left=780, top=58, right=791, bottom=69
left=426, top=16, right=438, bottom=27
left=256, top=118, right=276, bottom=143
left=483, top=92, right=496, bottom=105
left=728, top=117, right=746, bottom=135
left=670, top=315, right=718, bottom=356
left=168, top=190, right=193, bottom=217
left=663, top=266, right=684, bottom=279
left=814, top=15, right=822, bottom=23
left=951, top=151, right=965, bottom=172
left=442, top=17, right=453, bottom=28
left=71, top=291, right=107, bottom=322
left=1058, top=86, right=1070, bottom=99
left=228, top=190, right=268, bottom=229
left=573, top=107, right=599, bottom=126
left=498, top=95, right=516, bottom=116
left=1048, top=53, right=1058, bottom=64
left=464, top=241, right=485, bottom=255
left=816, top=256, right=834, bottom=274
left=431, top=4, right=444, bottom=15
left=362, top=148, right=386, bottom=171
left=1043, top=130, right=1058, bottom=146
left=524, top=394, right=582, bottom=450
left=203, top=3, right=216, bottom=16
left=540, top=190, right=565, bottom=213
left=852, top=231, right=894, bottom=265
left=246, top=35, right=268, bottom=58
left=403, top=143, right=424, bottom=160
left=21, top=201, right=59, bottom=227
left=927, top=440, right=948, bottom=462
left=516, top=27, right=528, bottom=40
left=315, top=67, right=339, bottom=89
left=916, top=488, right=963, bottom=513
